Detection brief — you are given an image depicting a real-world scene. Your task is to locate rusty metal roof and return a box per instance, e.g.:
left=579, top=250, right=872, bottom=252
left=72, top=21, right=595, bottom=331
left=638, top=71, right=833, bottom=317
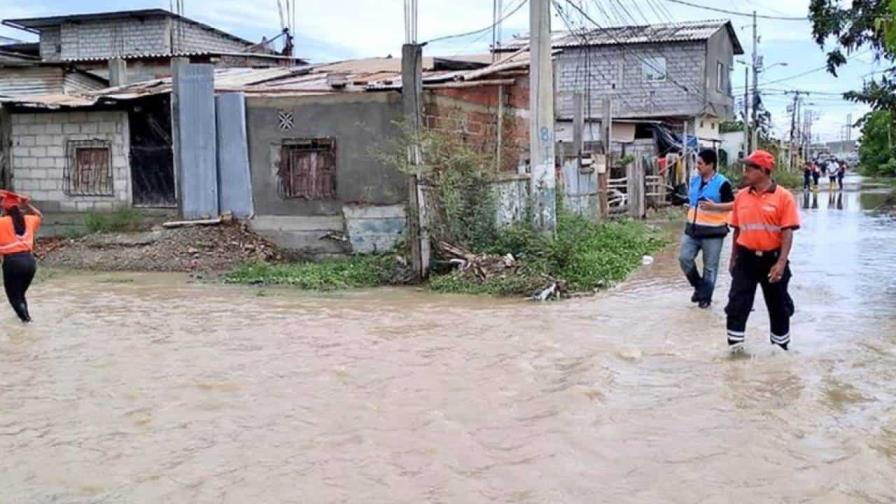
left=3, top=52, right=533, bottom=108
left=59, top=51, right=301, bottom=63
left=500, top=19, right=744, bottom=55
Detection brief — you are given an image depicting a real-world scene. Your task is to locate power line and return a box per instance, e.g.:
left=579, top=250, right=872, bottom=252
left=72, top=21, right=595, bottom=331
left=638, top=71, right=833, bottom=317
left=552, top=1, right=638, bottom=111
left=423, top=0, right=527, bottom=44
left=660, top=0, right=807, bottom=21
left=564, top=0, right=696, bottom=94
left=733, top=50, right=872, bottom=89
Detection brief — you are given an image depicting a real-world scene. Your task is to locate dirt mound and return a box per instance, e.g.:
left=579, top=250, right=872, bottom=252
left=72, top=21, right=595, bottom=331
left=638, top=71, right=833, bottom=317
left=35, top=222, right=282, bottom=272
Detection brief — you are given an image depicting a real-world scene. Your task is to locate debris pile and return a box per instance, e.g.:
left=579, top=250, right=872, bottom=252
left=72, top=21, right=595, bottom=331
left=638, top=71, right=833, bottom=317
left=36, top=221, right=283, bottom=272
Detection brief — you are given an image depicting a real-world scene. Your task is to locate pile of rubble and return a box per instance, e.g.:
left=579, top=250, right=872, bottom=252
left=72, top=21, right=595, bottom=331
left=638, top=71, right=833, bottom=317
left=36, top=221, right=283, bottom=272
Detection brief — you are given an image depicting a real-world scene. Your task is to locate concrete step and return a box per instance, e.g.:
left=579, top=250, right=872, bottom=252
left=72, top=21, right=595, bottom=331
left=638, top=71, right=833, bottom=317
left=249, top=215, right=349, bottom=256
left=249, top=215, right=345, bottom=233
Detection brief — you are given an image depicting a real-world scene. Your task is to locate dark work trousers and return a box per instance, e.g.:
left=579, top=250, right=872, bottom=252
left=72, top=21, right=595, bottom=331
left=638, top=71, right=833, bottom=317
left=725, top=249, right=794, bottom=348
left=3, top=252, right=36, bottom=322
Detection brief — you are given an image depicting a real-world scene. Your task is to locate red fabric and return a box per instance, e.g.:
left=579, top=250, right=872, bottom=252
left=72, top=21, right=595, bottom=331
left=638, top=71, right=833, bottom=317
left=744, top=150, right=776, bottom=171
left=0, top=190, right=28, bottom=210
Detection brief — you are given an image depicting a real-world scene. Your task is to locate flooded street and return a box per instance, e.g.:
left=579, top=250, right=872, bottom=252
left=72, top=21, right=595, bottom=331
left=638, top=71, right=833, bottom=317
left=1, top=176, right=895, bottom=503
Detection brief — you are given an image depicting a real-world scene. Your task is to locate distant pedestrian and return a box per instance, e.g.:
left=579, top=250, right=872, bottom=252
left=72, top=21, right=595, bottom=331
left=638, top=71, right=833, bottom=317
left=803, top=161, right=813, bottom=191
left=837, top=160, right=847, bottom=191
left=827, top=158, right=840, bottom=188
left=811, top=161, right=821, bottom=189
left=0, top=194, right=41, bottom=323
left=679, top=149, right=734, bottom=309
left=725, top=150, right=800, bottom=350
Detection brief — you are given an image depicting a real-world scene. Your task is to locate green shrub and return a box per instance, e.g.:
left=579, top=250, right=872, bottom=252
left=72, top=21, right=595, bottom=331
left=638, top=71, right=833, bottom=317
left=430, top=211, right=665, bottom=297
left=226, top=255, right=399, bottom=290
left=84, top=208, right=143, bottom=234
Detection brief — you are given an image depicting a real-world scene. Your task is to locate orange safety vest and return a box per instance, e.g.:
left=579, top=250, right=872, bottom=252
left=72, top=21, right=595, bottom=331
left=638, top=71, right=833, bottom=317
left=0, top=215, right=41, bottom=256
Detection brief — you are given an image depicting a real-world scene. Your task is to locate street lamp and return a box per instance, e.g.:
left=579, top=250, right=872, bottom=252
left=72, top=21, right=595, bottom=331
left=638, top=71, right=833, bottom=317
left=761, top=62, right=789, bottom=72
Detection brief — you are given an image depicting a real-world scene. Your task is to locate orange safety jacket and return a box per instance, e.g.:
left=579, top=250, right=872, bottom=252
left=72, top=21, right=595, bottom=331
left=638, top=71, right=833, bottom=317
left=0, top=215, right=41, bottom=256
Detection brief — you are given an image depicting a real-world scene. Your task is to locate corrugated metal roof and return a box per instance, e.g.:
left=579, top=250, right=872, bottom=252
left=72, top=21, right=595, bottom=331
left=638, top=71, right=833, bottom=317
left=2, top=53, right=532, bottom=107
left=500, top=19, right=743, bottom=55
left=0, top=66, right=64, bottom=98
left=60, top=51, right=300, bottom=63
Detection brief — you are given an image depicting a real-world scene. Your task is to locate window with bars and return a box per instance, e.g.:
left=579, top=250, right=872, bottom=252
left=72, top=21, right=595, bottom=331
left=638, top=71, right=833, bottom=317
left=277, top=139, right=337, bottom=200
left=65, top=140, right=114, bottom=196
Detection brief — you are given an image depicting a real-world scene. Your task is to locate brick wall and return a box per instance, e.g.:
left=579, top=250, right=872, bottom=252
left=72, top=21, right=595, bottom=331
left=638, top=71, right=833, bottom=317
left=59, top=18, right=170, bottom=60
left=172, top=20, right=250, bottom=54
left=10, top=111, right=131, bottom=212
left=423, top=77, right=530, bottom=172
left=555, top=42, right=707, bottom=119
left=39, top=27, right=61, bottom=62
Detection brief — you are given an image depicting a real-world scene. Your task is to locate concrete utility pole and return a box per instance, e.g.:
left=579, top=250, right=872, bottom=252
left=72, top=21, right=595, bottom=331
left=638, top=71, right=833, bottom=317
left=529, top=0, right=556, bottom=232
left=743, top=66, right=749, bottom=158
left=750, top=10, right=759, bottom=152
left=846, top=113, right=853, bottom=142
left=788, top=92, right=800, bottom=166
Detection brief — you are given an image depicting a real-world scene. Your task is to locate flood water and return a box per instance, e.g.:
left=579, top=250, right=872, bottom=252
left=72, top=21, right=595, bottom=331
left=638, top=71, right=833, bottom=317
left=1, top=175, right=895, bottom=503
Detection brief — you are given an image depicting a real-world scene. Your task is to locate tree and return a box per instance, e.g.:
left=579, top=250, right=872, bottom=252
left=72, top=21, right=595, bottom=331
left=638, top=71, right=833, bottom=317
left=809, top=0, right=896, bottom=109
left=857, top=110, right=896, bottom=175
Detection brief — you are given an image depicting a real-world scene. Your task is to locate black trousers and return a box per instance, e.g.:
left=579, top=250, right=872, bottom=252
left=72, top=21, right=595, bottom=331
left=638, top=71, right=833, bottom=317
left=3, top=252, right=36, bottom=322
left=725, top=249, right=794, bottom=346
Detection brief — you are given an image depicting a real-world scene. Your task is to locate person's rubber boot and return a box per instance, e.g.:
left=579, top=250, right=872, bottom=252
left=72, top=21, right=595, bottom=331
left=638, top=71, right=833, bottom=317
left=686, top=270, right=703, bottom=304
left=17, top=302, right=31, bottom=323
left=699, top=300, right=712, bottom=309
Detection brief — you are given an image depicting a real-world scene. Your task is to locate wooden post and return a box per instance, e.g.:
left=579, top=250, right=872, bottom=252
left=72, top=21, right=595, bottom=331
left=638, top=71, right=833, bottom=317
left=496, top=85, right=504, bottom=173
left=573, top=91, right=585, bottom=158
left=598, top=98, right=612, bottom=219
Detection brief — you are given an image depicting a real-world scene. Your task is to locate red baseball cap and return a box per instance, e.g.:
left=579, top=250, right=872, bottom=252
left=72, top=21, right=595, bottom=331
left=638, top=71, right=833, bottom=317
left=744, top=150, right=776, bottom=172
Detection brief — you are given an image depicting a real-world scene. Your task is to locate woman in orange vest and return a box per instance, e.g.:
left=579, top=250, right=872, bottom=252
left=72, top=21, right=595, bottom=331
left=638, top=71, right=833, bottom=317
left=0, top=193, right=41, bottom=322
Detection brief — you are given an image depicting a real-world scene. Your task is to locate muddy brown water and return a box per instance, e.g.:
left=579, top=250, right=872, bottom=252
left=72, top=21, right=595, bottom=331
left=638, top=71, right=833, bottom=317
left=1, top=177, right=895, bottom=503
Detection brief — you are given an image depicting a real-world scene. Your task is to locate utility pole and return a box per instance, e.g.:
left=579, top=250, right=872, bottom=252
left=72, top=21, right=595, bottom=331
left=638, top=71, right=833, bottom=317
left=403, top=0, right=427, bottom=279
left=491, top=0, right=503, bottom=61
left=750, top=10, right=759, bottom=152
left=846, top=113, right=853, bottom=142
left=743, top=66, right=749, bottom=158
left=529, top=0, right=556, bottom=232
left=788, top=92, right=799, bottom=167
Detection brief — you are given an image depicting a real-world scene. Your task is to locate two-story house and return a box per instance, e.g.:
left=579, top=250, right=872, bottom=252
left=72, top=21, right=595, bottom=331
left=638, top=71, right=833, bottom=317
left=500, top=19, right=744, bottom=149
left=2, top=9, right=301, bottom=84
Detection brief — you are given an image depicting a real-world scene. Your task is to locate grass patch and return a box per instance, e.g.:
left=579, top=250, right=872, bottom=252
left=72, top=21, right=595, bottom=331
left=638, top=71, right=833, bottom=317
left=226, top=255, right=400, bottom=291
left=430, top=212, right=666, bottom=297
left=84, top=208, right=143, bottom=234
left=721, top=166, right=802, bottom=190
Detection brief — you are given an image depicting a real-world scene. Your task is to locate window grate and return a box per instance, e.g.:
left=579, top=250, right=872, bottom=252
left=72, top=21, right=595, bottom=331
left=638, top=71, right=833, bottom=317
left=64, top=140, right=114, bottom=196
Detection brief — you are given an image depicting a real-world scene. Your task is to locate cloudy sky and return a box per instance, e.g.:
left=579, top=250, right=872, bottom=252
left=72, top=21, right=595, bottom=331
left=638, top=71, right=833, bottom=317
left=0, top=0, right=883, bottom=142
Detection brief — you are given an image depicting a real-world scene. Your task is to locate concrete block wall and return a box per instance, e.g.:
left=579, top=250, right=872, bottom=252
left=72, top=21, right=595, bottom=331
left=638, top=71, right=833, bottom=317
left=59, top=18, right=170, bottom=61
left=173, top=20, right=250, bottom=54
left=10, top=111, right=131, bottom=212
left=39, top=27, right=61, bottom=62
left=555, top=42, right=707, bottom=119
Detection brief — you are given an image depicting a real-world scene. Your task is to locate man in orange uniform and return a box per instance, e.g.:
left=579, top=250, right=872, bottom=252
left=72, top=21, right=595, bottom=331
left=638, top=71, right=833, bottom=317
left=726, top=150, right=800, bottom=350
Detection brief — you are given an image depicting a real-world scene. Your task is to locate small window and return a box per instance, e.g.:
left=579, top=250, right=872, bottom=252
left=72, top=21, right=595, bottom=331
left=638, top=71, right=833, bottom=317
left=716, top=62, right=725, bottom=93
left=613, top=61, right=624, bottom=89
left=642, top=56, right=667, bottom=82
left=700, top=121, right=705, bottom=128
left=278, top=139, right=337, bottom=200
left=65, top=140, right=113, bottom=196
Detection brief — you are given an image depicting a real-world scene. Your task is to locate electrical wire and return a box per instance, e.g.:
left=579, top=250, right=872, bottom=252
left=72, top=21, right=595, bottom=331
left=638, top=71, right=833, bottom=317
left=660, top=0, right=807, bottom=21
left=564, top=0, right=697, bottom=95
left=423, top=0, right=527, bottom=44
